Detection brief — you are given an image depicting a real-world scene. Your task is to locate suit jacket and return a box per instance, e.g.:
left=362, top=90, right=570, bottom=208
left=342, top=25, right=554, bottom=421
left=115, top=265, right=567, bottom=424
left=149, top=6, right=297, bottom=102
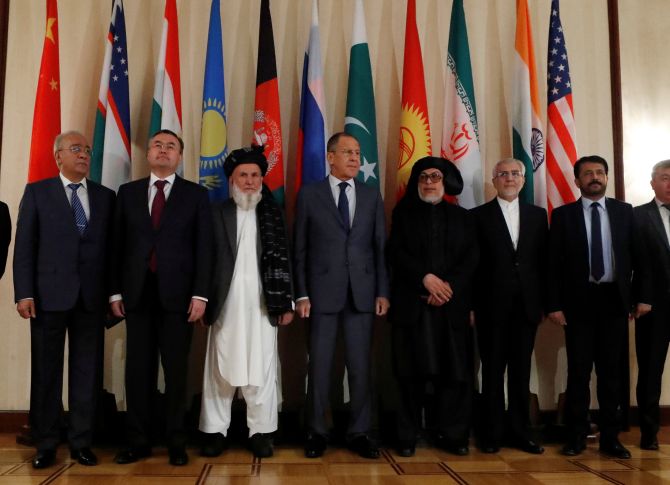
left=13, top=177, right=115, bottom=312
left=0, top=201, right=10, bottom=279
left=472, top=199, right=548, bottom=325
left=293, top=178, right=389, bottom=313
left=111, top=175, right=213, bottom=312
left=548, top=197, right=635, bottom=317
left=388, top=199, right=478, bottom=327
left=632, top=200, right=669, bottom=307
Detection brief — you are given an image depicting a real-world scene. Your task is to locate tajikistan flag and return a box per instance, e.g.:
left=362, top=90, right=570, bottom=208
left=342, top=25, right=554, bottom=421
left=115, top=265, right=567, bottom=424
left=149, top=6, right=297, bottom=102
left=344, top=0, right=379, bottom=187
left=513, top=0, right=546, bottom=207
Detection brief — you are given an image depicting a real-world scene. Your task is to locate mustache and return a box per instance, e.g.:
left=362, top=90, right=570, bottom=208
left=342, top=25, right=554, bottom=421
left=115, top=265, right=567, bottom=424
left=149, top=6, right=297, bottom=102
left=588, top=181, right=602, bottom=186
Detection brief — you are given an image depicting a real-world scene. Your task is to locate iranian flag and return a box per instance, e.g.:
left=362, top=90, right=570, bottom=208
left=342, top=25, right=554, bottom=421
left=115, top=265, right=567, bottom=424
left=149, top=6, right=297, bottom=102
left=513, top=0, right=546, bottom=207
left=441, top=0, right=482, bottom=209
left=344, top=0, right=379, bottom=187
left=397, top=0, right=431, bottom=200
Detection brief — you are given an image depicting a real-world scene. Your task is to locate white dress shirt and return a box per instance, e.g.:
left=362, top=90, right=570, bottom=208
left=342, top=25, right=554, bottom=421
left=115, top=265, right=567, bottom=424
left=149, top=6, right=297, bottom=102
left=496, top=196, right=520, bottom=250
left=581, top=196, right=614, bottom=283
left=655, top=198, right=670, bottom=244
left=60, top=173, right=90, bottom=220
left=328, top=174, right=356, bottom=227
left=148, top=172, right=176, bottom=212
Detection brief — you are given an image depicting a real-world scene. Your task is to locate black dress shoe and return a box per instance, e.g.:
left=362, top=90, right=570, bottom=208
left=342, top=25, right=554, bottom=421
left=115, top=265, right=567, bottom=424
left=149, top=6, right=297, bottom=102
left=641, top=435, right=659, bottom=451
left=304, top=433, right=327, bottom=458
left=516, top=439, right=545, bottom=455
left=32, top=449, right=56, bottom=469
left=348, top=435, right=380, bottom=459
left=396, top=440, right=416, bottom=457
left=435, top=435, right=469, bottom=456
left=168, top=446, right=189, bottom=466
left=561, top=439, right=586, bottom=456
left=600, top=440, right=631, bottom=459
left=480, top=444, right=500, bottom=454
left=70, top=447, right=98, bottom=466
left=115, top=446, right=152, bottom=464
left=201, top=432, right=228, bottom=457
left=249, top=433, right=273, bottom=458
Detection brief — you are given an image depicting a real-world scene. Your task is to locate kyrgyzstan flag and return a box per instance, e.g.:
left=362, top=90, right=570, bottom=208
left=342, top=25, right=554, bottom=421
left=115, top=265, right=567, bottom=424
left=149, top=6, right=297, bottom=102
left=253, top=0, right=285, bottom=204
left=28, top=0, right=61, bottom=183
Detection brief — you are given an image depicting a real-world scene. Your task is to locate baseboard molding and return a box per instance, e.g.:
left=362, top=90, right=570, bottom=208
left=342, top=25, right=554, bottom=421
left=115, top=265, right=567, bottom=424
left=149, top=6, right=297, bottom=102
left=0, top=412, right=28, bottom=433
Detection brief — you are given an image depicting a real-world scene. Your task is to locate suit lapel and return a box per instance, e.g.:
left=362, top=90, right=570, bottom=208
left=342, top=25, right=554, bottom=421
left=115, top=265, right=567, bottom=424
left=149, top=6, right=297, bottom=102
left=221, top=200, right=238, bottom=260
left=490, top=200, right=516, bottom=255
left=605, top=198, right=623, bottom=261
left=316, top=179, right=347, bottom=231
left=49, top=178, right=79, bottom=237
left=84, top=180, right=99, bottom=237
left=159, top=175, right=183, bottom=230
left=645, top=200, right=670, bottom=251
left=572, top=199, right=589, bottom=266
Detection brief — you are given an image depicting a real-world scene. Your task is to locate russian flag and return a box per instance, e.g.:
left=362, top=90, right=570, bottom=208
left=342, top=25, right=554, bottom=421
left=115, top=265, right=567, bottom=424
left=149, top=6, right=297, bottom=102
left=295, top=0, right=327, bottom=191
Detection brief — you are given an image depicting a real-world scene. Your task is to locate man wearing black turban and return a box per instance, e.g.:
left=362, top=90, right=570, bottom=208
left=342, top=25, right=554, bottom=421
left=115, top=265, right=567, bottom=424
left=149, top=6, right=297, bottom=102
left=387, top=156, right=478, bottom=457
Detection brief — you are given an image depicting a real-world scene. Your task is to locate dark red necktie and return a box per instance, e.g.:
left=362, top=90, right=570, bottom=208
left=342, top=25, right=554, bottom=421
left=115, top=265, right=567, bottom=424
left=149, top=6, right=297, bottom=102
left=149, top=180, right=167, bottom=272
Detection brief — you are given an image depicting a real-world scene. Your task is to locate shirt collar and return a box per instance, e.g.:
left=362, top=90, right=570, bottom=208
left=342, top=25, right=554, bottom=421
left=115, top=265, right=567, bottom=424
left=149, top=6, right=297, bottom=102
left=654, top=198, right=670, bottom=209
left=59, top=173, right=87, bottom=190
left=328, top=174, right=353, bottom=189
left=150, top=172, right=176, bottom=186
left=581, top=195, right=606, bottom=210
left=496, top=196, right=519, bottom=211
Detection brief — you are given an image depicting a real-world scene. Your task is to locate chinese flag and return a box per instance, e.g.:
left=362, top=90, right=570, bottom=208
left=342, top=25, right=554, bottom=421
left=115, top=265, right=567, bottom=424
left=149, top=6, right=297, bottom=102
left=28, top=0, right=61, bottom=182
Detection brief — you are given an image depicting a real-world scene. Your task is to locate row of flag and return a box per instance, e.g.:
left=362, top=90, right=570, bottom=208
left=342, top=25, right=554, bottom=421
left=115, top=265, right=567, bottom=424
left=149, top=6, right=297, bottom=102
left=27, top=0, right=579, bottom=212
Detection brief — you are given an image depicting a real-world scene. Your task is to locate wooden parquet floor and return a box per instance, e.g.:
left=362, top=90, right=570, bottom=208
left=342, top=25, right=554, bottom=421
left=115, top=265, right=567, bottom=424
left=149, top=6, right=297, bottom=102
left=0, top=429, right=669, bottom=484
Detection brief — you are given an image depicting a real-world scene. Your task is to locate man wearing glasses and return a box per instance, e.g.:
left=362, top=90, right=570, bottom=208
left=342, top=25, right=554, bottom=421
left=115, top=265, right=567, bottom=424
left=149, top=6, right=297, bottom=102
left=13, top=131, right=115, bottom=468
left=471, top=158, right=547, bottom=455
left=110, top=129, right=213, bottom=466
left=294, top=132, right=389, bottom=459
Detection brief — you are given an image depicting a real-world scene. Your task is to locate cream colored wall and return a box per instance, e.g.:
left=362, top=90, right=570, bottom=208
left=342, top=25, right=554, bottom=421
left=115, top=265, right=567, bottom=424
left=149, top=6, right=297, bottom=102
left=0, top=0, right=615, bottom=411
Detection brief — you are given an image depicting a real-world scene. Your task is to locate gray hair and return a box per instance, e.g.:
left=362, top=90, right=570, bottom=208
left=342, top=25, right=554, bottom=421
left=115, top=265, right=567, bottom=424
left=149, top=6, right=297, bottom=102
left=53, top=130, right=86, bottom=156
left=651, top=159, right=670, bottom=179
left=492, top=158, right=525, bottom=178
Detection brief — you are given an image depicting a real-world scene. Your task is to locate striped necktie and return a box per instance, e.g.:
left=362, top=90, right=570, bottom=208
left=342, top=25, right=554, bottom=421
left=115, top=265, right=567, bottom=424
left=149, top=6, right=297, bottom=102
left=68, top=183, right=87, bottom=236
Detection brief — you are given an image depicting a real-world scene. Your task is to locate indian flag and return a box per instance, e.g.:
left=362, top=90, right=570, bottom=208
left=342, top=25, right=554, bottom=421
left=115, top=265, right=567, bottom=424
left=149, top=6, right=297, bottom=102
left=513, top=0, right=546, bottom=207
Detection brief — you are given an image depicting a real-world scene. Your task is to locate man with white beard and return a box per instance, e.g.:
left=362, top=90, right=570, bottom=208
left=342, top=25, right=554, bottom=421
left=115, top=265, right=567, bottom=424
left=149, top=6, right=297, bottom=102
left=199, top=146, right=294, bottom=458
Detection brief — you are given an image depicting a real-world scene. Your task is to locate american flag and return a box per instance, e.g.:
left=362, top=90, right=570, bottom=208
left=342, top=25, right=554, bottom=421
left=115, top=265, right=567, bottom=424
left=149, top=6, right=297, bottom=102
left=546, top=0, right=578, bottom=212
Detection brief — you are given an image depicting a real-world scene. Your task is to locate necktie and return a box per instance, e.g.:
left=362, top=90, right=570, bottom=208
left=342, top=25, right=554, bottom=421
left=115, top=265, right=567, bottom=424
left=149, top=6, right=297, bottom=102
left=590, top=202, right=604, bottom=281
left=68, top=183, right=88, bottom=235
left=149, top=180, right=167, bottom=272
left=338, top=181, right=350, bottom=231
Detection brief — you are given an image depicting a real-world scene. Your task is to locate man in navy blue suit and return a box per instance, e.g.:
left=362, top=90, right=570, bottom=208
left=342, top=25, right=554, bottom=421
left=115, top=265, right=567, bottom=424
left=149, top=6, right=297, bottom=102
left=14, top=131, right=115, bottom=469
left=294, top=132, right=389, bottom=459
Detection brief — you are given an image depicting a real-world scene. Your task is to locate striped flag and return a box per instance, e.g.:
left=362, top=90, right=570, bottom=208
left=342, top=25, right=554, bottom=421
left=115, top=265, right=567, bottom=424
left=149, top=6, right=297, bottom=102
left=91, top=0, right=131, bottom=192
left=344, top=0, right=379, bottom=187
left=253, top=0, right=285, bottom=203
left=546, top=0, right=578, bottom=212
left=397, top=0, right=431, bottom=200
left=513, top=0, right=545, bottom=207
left=28, top=0, right=60, bottom=182
left=441, top=0, right=482, bottom=209
left=199, top=0, right=228, bottom=201
left=149, top=0, right=182, bottom=170
left=295, top=0, right=327, bottom=191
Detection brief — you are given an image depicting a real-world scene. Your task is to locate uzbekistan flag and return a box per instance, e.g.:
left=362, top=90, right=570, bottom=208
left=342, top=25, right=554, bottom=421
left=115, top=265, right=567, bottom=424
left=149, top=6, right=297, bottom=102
left=295, top=0, right=327, bottom=191
left=199, top=0, right=228, bottom=201
left=397, top=0, right=431, bottom=200
left=253, top=0, right=285, bottom=204
left=91, top=0, right=131, bottom=192
left=28, top=0, right=60, bottom=182
left=513, top=0, right=546, bottom=207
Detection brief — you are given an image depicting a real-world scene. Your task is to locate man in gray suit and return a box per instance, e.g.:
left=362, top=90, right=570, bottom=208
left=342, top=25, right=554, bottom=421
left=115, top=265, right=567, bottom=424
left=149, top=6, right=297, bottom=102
left=294, top=132, right=389, bottom=459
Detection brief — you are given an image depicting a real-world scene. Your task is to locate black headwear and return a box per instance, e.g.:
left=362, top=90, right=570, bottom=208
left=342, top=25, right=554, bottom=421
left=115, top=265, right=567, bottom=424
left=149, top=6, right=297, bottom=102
left=404, top=156, right=464, bottom=201
left=223, top=145, right=268, bottom=177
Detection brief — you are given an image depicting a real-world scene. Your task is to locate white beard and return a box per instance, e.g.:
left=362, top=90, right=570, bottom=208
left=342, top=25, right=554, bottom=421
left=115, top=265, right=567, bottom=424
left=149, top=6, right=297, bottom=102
left=418, top=186, right=445, bottom=204
left=231, top=183, right=262, bottom=210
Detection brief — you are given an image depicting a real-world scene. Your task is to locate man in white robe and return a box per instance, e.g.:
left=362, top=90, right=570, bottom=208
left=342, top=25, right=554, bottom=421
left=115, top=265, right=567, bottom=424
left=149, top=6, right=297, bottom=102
left=199, top=146, right=294, bottom=458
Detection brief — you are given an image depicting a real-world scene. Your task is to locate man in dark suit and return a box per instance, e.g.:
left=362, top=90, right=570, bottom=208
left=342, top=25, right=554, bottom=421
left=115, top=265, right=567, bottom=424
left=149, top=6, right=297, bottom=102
left=632, top=159, right=670, bottom=451
left=0, top=200, right=10, bottom=279
left=294, top=132, right=389, bottom=459
left=110, top=129, right=213, bottom=466
left=548, top=155, right=635, bottom=459
left=472, top=158, right=547, bottom=455
left=13, top=131, right=115, bottom=468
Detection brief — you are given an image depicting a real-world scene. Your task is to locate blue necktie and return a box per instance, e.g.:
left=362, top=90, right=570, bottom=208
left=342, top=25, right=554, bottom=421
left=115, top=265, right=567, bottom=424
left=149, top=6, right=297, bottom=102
left=69, top=183, right=88, bottom=236
left=338, top=181, right=350, bottom=231
left=590, top=202, right=604, bottom=281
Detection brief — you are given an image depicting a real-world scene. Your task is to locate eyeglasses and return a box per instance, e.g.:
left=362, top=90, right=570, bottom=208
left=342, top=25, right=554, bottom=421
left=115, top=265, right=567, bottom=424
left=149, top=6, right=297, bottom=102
left=57, top=145, right=92, bottom=156
left=329, top=149, right=361, bottom=157
left=151, top=141, right=179, bottom=152
left=495, top=170, right=523, bottom=179
left=418, top=172, right=443, bottom=183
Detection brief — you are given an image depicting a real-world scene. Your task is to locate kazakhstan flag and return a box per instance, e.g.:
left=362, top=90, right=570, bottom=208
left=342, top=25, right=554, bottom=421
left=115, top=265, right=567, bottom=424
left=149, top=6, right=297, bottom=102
left=199, top=0, right=228, bottom=201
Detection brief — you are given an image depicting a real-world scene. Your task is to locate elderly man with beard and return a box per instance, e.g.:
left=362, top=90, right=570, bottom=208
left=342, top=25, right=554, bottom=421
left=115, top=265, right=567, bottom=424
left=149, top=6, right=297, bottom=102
left=472, top=158, right=547, bottom=455
left=387, top=156, right=478, bottom=457
left=548, top=155, right=636, bottom=459
left=199, top=146, right=294, bottom=458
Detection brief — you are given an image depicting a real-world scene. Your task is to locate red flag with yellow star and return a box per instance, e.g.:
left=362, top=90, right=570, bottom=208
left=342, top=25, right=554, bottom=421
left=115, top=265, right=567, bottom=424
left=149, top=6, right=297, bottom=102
left=397, top=0, right=431, bottom=200
left=28, top=0, right=61, bottom=182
